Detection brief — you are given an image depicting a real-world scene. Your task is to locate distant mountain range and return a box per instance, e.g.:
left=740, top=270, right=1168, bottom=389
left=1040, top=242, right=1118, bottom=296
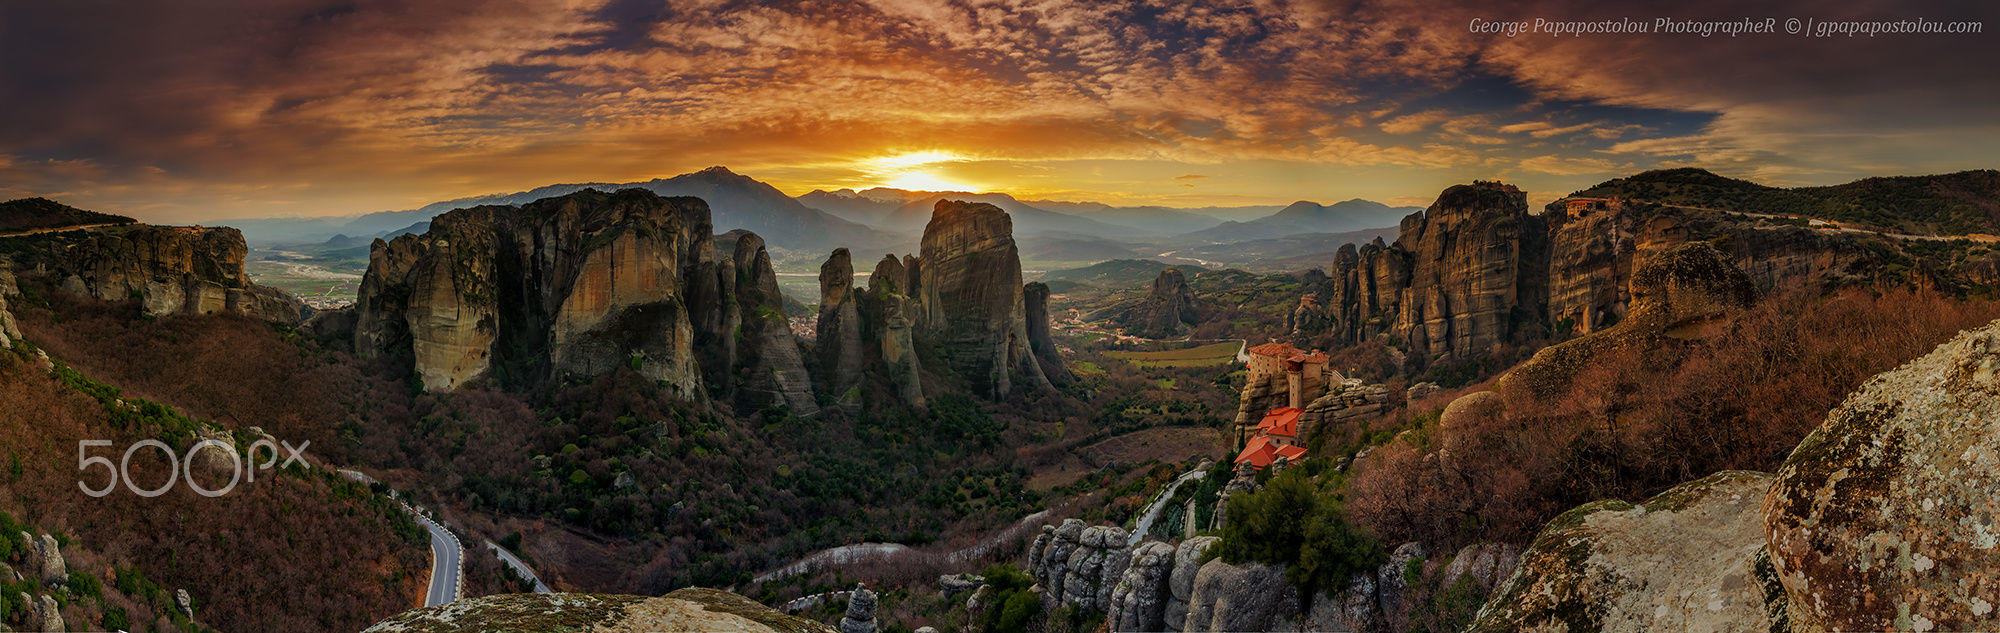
left=1173, top=199, right=1422, bottom=243
left=223, top=167, right=892, bottom=256
left=214, top=167, right=1421, bottom=268
left=796, top=188, right=1131, bottom=237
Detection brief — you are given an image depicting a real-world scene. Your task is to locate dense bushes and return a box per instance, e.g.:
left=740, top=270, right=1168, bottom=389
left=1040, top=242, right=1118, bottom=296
left=1348, top=287, right=2000, bottom=550
left=976, top=565, right=1040, bottom=633
left=1215, top=467, right=1384, bottom=598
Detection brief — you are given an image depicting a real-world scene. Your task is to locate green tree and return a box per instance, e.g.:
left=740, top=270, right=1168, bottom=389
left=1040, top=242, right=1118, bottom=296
left=1215, top=468, right=1385, bottom=597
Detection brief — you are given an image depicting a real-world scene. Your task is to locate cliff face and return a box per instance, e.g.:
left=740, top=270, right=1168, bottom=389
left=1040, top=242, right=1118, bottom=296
left=354, top=188, right=817, bottom=412
left=807, top=200, right=1063, bottom=405
left=10, top=225, right=303, bottom=322
left=0, top=270, right=20, bottom=347
left=1499, top=242, right=1755, bottom=399
left=816, top=248, right=865, bottom=397
left=1091, top=268, right=1207, bottom=339
left=1292, top=182, right=1542, bottom=365
left=730, top=233, right=820, bottom=416
left=1294, top=182, right=1991, bottom=367
left=918, top=200, right=1049, bottom=397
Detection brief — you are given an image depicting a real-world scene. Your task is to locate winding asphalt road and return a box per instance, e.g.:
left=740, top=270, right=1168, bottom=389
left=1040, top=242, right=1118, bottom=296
left=1129, top=466, right=1208, bottom=547
left=485, top=540, right=553, bottom=593
left=407, top=505, right=463, bottom=607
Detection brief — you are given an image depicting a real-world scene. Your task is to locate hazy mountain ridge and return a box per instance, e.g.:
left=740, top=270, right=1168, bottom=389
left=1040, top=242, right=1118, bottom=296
left=1174, top=198, right=1422, bottom=243
left=0, top=197, right=135, bottom=233
left=1564, top=167, right=2000, bottom=235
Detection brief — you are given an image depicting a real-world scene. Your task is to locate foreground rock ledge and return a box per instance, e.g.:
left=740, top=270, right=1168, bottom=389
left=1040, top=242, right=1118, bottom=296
left=363, top=589, right=834, bottom=633
left=1468, top=470, right=1783, bottom=633
left=1765, top=318, right=2000, bottom=632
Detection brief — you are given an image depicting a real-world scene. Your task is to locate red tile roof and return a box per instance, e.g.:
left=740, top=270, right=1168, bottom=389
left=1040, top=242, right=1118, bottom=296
left=1234, top=436, right=1277, bottom=468
left=1234, top=434, right=1309, bottom=470
left=1257, top=407, right=1304, bottom=437
left=1247, top=342, right=1296, bottom=358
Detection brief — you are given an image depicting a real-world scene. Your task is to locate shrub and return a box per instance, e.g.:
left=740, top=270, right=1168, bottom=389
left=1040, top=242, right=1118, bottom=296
left=1216, top=469, right=1384, bottom=597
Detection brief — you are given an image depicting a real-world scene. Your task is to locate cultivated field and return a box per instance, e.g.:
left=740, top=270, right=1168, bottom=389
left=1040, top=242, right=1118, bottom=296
left=1105, top=341, right=1243, bottom=368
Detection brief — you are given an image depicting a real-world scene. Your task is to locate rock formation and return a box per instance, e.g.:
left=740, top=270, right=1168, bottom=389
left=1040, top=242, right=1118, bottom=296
left=31, top=592, right=64, bottom=632
left=0, top=270, right=20, bottom=348
left=1092, top=268, right=1207, bottom=339
left=1026, top=519, right=1130, bottom=612
left=1106, top=541, right=1175, bottom=633
left=1292, top=182, right=1545, bottom=365
left=1022, top=281, right=1072, bottom=384
left=362, top=588, right=834, bottom=633
left=1764, top=318, right=2000, bottom=632
left=1439, top=543, right=1522, bottom=593
left=1499, top=242, right=1754, bottom=399
left=816, top=248, right=866, bottom=397
left=4, top=225, right=303, bottom=322
left=839, top=584, right=878, bottom=633
left=1293, top=181, right=1988, bottom=369
left=353, top=188, right=817, bottom=413
left=1164, top=536, right=1217, bottom=631
left=806, top=200, right=1062, bottom=406
left=730, top=233, right=820, bottom=415
left=1469, top=470, right=1781, bottom=633
left=1298, top=378, right=1393, bottom=437
left=917, top=200, right=1050, bottom=398
left=1183, top=560, right=1298, bottom=632
left=21, top=531, right=66, bottom=584
left=1469, top=316, right=2000, bottom=633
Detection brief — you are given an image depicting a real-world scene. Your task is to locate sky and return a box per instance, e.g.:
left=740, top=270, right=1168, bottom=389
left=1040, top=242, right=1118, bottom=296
left=1, top=0, right=1996, bottom=222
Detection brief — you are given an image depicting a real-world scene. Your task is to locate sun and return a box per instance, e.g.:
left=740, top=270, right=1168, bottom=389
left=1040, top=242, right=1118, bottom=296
left=866, top=151, right=978, bottom=192
left=883, top=170, right=975, bottom=192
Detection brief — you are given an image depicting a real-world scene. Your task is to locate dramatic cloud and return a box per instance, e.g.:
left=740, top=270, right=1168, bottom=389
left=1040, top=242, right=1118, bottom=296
left=0, top=0, right=1994, bottom=220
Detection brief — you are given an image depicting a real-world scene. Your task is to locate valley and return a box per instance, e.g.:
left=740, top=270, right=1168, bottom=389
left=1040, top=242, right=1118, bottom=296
left=4, top=164, right=2000, bottom=633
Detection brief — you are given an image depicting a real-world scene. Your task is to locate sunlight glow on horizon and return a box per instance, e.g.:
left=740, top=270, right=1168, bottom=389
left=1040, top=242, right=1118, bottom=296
left=868, top=151, right=981, bottom=193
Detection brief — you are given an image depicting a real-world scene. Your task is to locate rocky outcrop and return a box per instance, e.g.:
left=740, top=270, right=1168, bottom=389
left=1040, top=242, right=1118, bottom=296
left=1439, top=543, right=1522, bottom=593
left=1026, top=519, right=1130, bottom=612
left=1294, top=182, right=1987, bottom=369
left=1545, top=203, right=1636, bottom=335
left=731, top=234, right=820, bottom=416
left=29, top=592, right=64, bottom=632
left=21, top=531, right=66, bottom=584
left=353, top=188, right=817, bottom=409
left=816, top=248, right=866, bottom=397
left=7, top=224, right=303, bottom=322
left=1093, top=268, right=1207, bottom=339
left=1293, top=182, right=1545, bottom=365
left=1165, top=536, right=1217, bottom=631
left=1106, top=541, right=1176, bottom=633
left=1023, top=281, right=1072, bottom=384
left=1468, top=470, right=1782, bottom=633
left=839, top=584, right=878, bottom=633
left=1499, top=242, right=1753, bottom=399
left=1183, top=560, right=1298, bottom=632
left=1764, top=318, right=2000, bottom=632
left=363, top=588, right=834, bottom=633
left=0, top=270, right=20, bottom=348
left=1299, top=379, right=1393, bottom=437
left=917, top=200, right=1050, bottom=398
left=867, top=255, right=926, bottom=407
left=806, top=200, right=1061, bottom=405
